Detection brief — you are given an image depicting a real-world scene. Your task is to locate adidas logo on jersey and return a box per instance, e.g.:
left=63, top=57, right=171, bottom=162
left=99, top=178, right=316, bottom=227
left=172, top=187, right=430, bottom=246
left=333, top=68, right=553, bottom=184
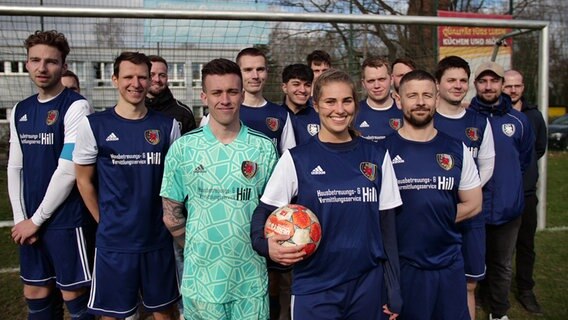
left=194, top=164, right=206, bottom=173
left=392, top=155, right=405, bottom=164
left=19, top=114, right=28, bottom=122
left=105, top=133, right=119, bottom=141
left=359, top=121, right=370, bottom=128
left=311, top=165, right=326, bottom=175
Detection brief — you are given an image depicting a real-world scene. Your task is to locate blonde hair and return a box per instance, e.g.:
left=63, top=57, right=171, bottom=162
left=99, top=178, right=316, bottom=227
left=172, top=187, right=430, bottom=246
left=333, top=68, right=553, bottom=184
left=312, top=69, right=360, bottom=137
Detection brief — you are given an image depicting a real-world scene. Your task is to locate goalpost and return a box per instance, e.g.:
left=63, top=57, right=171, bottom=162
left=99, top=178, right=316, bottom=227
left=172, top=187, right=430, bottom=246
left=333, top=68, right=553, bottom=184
left=0, top=4, right=550, bottom=228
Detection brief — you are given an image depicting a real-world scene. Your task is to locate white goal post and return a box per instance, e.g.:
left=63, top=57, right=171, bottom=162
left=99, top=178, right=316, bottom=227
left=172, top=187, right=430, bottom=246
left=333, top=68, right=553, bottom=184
left=0, top=5, right=550, bottom=229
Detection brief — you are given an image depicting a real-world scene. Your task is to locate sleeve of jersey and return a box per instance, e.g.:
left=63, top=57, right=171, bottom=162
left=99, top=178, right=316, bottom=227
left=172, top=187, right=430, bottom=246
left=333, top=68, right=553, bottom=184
left=380, top=208, right=402, bottom=314
left=170, top=119, right=181, bottom=144
left=250, top=201, right=278, bottom=258
left=477, top=119, right=495, bottom=187
left=259, top=150, right=298, bottom=208
left=459, top=144, right=481, bottom=191
left=62, top=99, right=93, bottom=159
left=379, top=150, right=403, bottom=210
left=7, top=104, right=26, bottom=224
left=279, top=113, right=297, bottom=154
left=519, top=118, right=535, bottom=174
left=29, top=101, right=93, bottom=226
left=72, top=117, right=98, bottom=165
left=160, top=141, right=185, bottom=203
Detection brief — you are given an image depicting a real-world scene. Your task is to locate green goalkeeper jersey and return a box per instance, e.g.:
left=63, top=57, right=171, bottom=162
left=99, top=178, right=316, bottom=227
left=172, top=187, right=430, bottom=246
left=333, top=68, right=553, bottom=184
left=160, top=123, right=278, bottom=303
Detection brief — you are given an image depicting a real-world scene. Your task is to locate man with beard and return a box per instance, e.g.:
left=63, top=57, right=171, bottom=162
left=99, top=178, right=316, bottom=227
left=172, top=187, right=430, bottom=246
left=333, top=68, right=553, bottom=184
left=355, top=56, right=403, bottom=142
left=503, top=69, right=547, bottom=315
left=146, top=55, right=196, bottom=134
left=434, top=56, right=495, bottom=320
left=469, top=62, right=534, bottom=320
left=384, top=70, right=482, bottom=319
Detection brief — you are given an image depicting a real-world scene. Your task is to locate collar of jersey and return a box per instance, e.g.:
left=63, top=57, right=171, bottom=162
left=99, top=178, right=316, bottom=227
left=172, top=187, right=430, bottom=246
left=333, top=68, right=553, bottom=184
left=316, top=135, right=360, bottom=153
left=202, top=121, right=247, bottom=144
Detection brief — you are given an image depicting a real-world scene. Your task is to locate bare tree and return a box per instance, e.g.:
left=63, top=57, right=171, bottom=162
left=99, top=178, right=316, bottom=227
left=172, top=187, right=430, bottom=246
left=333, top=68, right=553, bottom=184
left=511, top=0, right=567, bottom=107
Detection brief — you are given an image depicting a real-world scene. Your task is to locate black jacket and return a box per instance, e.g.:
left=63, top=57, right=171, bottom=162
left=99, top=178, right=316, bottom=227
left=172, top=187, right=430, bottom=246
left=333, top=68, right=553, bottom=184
left=145, top=87, right=197, bottom=134
left=520, top=98, right=547, bottom=196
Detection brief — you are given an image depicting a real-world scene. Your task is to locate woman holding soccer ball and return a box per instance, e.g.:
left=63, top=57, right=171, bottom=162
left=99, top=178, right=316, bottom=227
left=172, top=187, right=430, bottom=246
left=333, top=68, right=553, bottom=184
left=251, top=69, right=403, bottom=320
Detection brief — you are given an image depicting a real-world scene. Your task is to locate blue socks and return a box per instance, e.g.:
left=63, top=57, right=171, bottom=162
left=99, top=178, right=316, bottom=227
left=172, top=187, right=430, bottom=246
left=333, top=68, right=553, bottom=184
left=26, top=296, right=53, bottom=320
left=65, top=293, right=93, bottom=320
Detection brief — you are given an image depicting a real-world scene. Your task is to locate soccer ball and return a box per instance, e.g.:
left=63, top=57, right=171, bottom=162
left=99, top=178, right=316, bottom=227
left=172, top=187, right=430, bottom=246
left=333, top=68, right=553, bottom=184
left=264, top=204, right=322, bottom=257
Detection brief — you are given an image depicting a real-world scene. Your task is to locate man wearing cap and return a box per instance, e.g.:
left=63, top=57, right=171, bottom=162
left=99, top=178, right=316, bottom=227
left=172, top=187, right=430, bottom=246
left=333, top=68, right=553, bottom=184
left=469, top=61, right=534, bottom=320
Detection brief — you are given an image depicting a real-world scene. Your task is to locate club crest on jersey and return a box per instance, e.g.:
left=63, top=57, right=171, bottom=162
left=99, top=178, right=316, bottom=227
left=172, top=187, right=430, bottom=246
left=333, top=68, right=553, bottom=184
left=46, top=110, right=58, bottom=125
left=242, top=161, right=258, bottom=179
left=144, top=130, right=160, bottom=145
left=389, top=118, right=402, bottom=130
left=502, top=123, right=515, bottom=137
left=266, top=117, right=280, bottom=132
left=307, top=124, right=320, bottom=136
left=436, top=154, right=454, bottom=171
left=360, top=162, right=378, bottom=181
left=465, top=127, right=479, bottom=141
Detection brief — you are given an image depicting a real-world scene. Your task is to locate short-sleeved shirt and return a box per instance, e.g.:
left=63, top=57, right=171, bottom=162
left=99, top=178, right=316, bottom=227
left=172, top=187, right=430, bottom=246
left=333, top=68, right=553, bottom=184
left=284, top=104, right=320, bottom=146
left=73, top=108, right=179, bottom=252
left=384, top=131, right=480, bottom=269
left=240, top=100, right=296, bottom=155
left=260, top=136, right=402, bottom=295
left=434, top=108, right=494, bottom=229
left=160, top=123, right=278, bottom=303
left=354, top=99, right=403, bottom=142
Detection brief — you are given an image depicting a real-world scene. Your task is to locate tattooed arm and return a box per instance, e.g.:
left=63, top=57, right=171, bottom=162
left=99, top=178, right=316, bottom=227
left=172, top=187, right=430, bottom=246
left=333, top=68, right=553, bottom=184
left=162, top=197, right=186, bottom=247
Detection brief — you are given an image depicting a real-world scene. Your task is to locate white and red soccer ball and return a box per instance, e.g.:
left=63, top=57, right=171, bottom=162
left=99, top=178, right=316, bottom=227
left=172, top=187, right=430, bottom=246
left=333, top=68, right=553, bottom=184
left=264, top=204, right=322, bottom=257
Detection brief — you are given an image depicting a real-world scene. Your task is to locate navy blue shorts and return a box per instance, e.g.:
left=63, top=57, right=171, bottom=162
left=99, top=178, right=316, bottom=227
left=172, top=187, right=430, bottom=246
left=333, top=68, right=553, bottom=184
left=19, top=227, right=93, bottom=290
left=400, top=257, right=469, bottom=320
left=460, top=225, right=486, bottom=281
left=87, top=246, right=180, bottom=318
left=291, top=264, right=388, bottom=320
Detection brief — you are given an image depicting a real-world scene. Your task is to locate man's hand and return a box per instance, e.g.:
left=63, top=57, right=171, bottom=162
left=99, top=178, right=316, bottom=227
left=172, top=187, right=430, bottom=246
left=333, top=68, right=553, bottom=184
left=11, top=219, right=39, bottom=245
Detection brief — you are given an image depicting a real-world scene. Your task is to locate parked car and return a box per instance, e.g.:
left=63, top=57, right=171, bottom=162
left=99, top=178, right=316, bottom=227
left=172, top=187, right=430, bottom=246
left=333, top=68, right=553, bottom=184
left=549, top=114, right=568, bottom=150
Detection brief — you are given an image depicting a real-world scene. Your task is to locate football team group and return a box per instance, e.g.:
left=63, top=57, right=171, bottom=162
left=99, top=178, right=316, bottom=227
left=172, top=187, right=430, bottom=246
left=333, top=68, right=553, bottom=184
left=9, top=28, right=545, bottom=320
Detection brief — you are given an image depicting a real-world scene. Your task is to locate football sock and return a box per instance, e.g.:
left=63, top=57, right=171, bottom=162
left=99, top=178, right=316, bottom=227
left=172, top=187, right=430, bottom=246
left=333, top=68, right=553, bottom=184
left=26, top=296, right=53, bottom=320
left=51, top=290, right=64, bottom=320
left=65, top=293, right=94, bottom=320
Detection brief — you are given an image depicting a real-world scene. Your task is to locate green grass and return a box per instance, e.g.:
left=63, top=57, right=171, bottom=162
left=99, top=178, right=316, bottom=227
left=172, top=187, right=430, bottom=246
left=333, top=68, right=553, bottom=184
left=0, top=169, right=11, bottom=221
left=0, top=228, right=19, bottom=269
left=546, top=151, right=568, bottom=227
left=0, top=152, right=566, bottom=319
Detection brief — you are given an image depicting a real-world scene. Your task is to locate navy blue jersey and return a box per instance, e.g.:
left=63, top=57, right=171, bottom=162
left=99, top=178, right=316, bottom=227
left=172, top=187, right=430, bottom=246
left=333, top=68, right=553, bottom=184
left=260, top=136, right=401, bottom=294
left=240, top=101, right=295, bottom=155
left=12, top=88, right=90, bottom=229
left=74, top=108, right=177, bottom=252
left=434, top=108, right=494, bottom=229
left=354, top=100, right=403, bottom=142
left=283, top=104, right=320, bottom=146
left=384, top=132, right=479, bottom=269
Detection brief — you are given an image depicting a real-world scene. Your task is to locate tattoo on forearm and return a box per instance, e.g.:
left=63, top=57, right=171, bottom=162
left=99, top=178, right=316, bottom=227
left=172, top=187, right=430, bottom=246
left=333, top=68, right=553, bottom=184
left=163, top=198, right=187, bottom=233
